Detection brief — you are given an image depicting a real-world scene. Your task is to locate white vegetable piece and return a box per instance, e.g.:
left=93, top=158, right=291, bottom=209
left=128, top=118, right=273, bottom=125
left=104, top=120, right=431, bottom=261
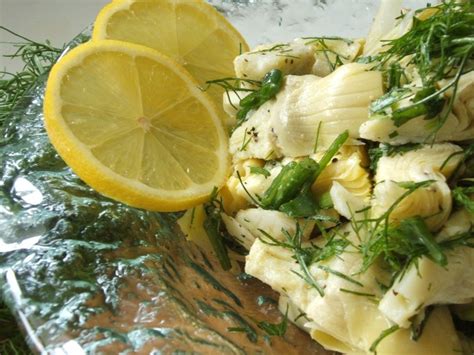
left=311, top=147, right=371, bottom=201
left=273, top=63, right=383, bottom=157
left=222, top=208, right=315, bottom=250
left=295, top=37, right=363, bottom=77
left=330, top=181, right=368, bottom=220
left=364, top=0, right=402, bottom=55
left=234, top=40, right=316, bottom=81
left=220, top=213, right=255, bottom=250
left=229, top=75, right=319, bottom=162
left=360, top=71, right=474, bottom=144
left=235, top=208, right=314, bottom=241
left=379, top=209, right=474, bottom=328
left=245, top=225, right=461, bottom=354
left=372, top=143, right=462, bottom=231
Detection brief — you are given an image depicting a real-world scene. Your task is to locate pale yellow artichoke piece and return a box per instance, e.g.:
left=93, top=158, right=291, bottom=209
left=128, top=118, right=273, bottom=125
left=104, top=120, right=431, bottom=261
left=234, top=40, right=315, bottom=81
left=363, top=0, right=414, bottom=56
left=223, top=208, right=314, bottom=251
left=229, top=75, right=319, bottom=162
left=372, top=143, right=462, bottom=231
left=274, top=63, right=383, bottom=157
left=245, top=224, right=461, bottom=354
left=220, top=213, right=255, bottom=250
left=379, top=209, right=474, bottom=328
left=235, top=208, right=314, bottom=242
left=302, top=37, right=364, bottom=77
left=311, top=146, right=371, bottom=200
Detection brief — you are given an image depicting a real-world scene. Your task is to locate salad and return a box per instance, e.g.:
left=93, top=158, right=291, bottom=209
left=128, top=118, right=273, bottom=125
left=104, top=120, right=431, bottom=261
left=183, top=0, right=474, bottom=353
left=1, top=0, right=473, bottom=354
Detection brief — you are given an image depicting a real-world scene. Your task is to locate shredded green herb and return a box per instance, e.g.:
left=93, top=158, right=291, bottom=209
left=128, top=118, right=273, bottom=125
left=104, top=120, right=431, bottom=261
left=203, top=187, right=231, bottom=270
left=257, top=305, right=288, bottom=337
left=249, top=166, right=271, bottom=178
left=302, top=36, right=353, bottom=72
left=369, top=325, right=400, bottom=354
left=0, top=26, right=63, bottom=133
left=453, top=186, right=474, bottom=213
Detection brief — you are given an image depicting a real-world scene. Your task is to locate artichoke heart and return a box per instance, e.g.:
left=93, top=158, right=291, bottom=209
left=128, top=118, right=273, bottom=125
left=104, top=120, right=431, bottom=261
left=311, top=146, right=371, bottom=200
left=297, top=37, right=364, bottom=77
left=245, top=224, right=461, bottom=354
left=372, top=143, right=462, bottom=231
left=234, top=40, right=316, bottom=81
left=274, top=63, right=384, bottom=157
left=229, top=75, right=319, bottom=162
left=379, top=209, right=474, bottom=328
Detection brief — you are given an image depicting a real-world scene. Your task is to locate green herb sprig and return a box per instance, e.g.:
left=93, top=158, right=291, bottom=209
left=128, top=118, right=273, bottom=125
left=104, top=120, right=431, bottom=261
left=257, top=305, right=288, bottom=337
left=203, top=187, right=232, bottom=270
left=0, top=26, right=63, bottom=132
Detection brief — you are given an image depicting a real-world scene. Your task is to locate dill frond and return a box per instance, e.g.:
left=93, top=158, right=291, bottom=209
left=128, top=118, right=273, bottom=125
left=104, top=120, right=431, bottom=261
left=0, top=26, right=63, bottom=131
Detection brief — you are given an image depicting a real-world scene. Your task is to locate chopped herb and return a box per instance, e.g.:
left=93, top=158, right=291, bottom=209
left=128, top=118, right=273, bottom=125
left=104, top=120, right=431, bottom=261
left=240, top=127, right=253, bottom=151
left=257, top=306, right=288, bottom=337
left=339, top=288, right=377, bottom=298
left=369, top=325, right=400, bottom=354
left=453, top=186, right=474, bottom=214
left=317, top=264, right=364, bottom=287
left=410, top=307, right=434, bottom=341
left=388, top=131, right=399, bottom=139
left=310, top=235, right=349, bottom=264
left=0, top=26, right=63, bottom=133
left=302, top=36, right=354, bottom=72
left=249, top=166, right=271, bottom=178
left=369, top=87, right=411, bottom=114
left=203, top=76, right=261, bottom=114
left=203, top=187, right=231, bottom=270
left=391, top=86, right=445, bottom=127
left=313, top=121, right=322, bottom=153
left=236, top=170, right=262, bottom=207
left=386, top=63, right=404, bottom=90
left=250, top=43, right=290, bottom=54
left=359, top=180, right=436, bottom=273
left=294, top=311, right=310, bottom=322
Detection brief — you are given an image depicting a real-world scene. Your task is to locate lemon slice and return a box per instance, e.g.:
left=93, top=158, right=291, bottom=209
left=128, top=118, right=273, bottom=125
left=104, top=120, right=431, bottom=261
left=92, top=0, right=249, bottom=123
left=44, top=40, right=229, bottom=212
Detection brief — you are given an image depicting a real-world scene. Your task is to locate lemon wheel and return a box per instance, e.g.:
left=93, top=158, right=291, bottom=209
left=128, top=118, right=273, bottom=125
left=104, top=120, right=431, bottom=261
left=44, top=40, right=229, bottom=212
left=92, top=0, right=249, bottom=123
